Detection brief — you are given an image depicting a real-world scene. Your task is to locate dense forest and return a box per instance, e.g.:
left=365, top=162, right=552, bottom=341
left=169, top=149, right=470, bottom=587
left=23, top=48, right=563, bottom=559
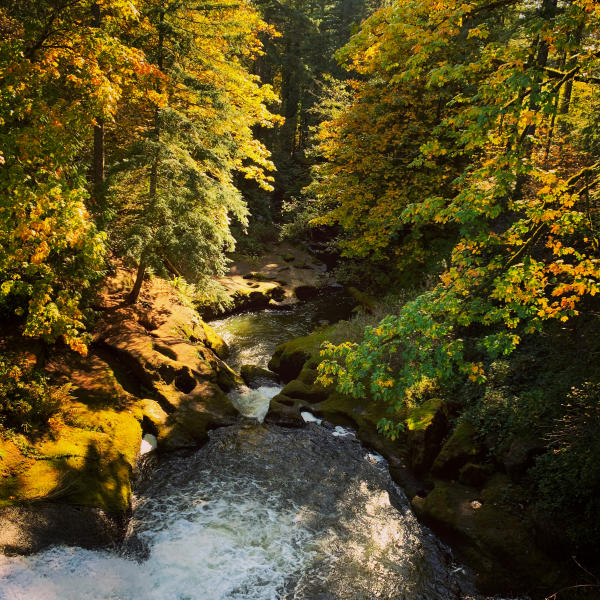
left=1, top=0, right=599, bottom=597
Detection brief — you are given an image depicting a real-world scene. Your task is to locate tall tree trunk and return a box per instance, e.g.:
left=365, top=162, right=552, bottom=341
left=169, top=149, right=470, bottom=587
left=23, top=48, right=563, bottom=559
left=127, top=260, right=146, bottom=304
left=558, top=23, right=584, bottom=148
left=545, top=51, right=566, bottom=162
left=91, top=2, right=104, bottom=204
left=514, top=0, right=557, bottom=198
left=128, top=5, right=165, bottom=303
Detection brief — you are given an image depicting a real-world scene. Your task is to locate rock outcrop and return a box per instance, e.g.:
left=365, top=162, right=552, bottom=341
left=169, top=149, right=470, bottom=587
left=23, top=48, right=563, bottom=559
left=0, top=272, right=243, bottom=550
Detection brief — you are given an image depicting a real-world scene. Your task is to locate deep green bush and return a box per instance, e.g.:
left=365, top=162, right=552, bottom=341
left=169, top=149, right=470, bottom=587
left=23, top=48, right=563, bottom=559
left=531, top=383, right=600, bottom=551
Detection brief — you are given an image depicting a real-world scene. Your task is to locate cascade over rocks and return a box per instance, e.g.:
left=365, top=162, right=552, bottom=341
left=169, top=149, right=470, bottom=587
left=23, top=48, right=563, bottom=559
left=0, top=271, right=243, bottom=551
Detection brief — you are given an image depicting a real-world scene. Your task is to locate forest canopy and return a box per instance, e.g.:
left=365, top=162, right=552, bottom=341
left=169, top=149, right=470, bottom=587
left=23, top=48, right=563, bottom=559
left=1, top=0, right=599, bottom=569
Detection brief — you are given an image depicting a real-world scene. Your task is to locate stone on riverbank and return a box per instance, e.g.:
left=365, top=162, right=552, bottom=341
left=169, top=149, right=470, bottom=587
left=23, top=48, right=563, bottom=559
left=240, top=364, right=280, bottom=388
left=411, top=474, right=564, bottom=593
left=268, top=326, right=335, bottom=382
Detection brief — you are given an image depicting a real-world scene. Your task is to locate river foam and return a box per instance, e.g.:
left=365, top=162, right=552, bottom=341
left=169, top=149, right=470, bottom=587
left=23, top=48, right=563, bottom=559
left=1, top=424, right=480, bottom=600
left=0, top=473, right=312, bottom=600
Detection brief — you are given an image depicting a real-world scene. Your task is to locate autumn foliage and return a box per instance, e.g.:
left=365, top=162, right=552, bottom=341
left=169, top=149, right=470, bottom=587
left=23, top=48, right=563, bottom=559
left=315, top=0, right=600, bottom=425
left=0, top=0, right=279, bottom=350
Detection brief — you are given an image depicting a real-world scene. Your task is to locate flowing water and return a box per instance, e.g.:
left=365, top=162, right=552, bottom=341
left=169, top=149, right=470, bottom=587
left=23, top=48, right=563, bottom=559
left=209, top=293, right=356, bottom=371
left=0, top=299, right=499, bottom=600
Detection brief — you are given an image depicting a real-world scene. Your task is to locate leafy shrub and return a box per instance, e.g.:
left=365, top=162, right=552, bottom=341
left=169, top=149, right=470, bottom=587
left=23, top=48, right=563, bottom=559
left=531, top=382, right=600, bottom=551
left=0, top=354, right=66, bottom=432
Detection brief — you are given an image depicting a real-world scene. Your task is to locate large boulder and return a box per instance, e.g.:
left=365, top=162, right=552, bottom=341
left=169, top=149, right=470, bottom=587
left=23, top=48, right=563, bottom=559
left=458, top=462, right=491, bottom=488
left=0, top=352, right=145, bottom=514
left=411, top=475, right=564, bottom=593
left=268, top=326, right=335, bottom=382
left=280, top=378, right=329, bottom=403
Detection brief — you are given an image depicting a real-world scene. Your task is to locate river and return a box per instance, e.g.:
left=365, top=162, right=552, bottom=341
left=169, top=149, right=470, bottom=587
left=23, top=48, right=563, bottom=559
left=0, top=300, right=511, bottom=600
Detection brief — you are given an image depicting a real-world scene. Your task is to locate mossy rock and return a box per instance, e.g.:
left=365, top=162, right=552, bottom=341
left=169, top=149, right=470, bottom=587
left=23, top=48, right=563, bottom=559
left=268, top=326, right=336, bottom=382
left=458, top=462, right=491, bottom=488
left=0, top=406, right=142, bottom=514
left=165, top=381, right=238, bottom=446
left=0, top=503, right=126, bottom=555
left=405, top=398, right=449, bottom=474
left=296, top=365, right=319, bottom=386
left=200, top=283, right=283, bottom=319
left=502, top=435, right=545, bottom=481
left=411, top=475, right=564, bottom=593
left=215, top=362, right=244, bottom=392
left=312, top=391, right=406, bottom=461
left=432, top=420, right=481, bottom=478
left=280, top=378, right=329, bottom=403
left=240, top=365, right=279, bottom=388
left=199, top=321, right=229, bottom=360
left=242, top=271, right=271, bottom=282
left=282, top=253, right=295, bottom=262
left=264, top=397, right=306, bottom=428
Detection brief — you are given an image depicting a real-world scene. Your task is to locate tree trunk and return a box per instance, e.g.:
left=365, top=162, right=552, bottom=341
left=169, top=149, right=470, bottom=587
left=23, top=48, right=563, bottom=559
left=558, top=24, right=584, bottom=145
left=127, top=260, right=146, bottom=304
left=514, top=0, right=557, bottom=198
left=130, top=2, right=164, bottom=305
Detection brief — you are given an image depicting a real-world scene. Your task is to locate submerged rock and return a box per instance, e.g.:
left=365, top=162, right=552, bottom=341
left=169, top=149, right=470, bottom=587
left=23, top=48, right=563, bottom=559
left=240, top=364, right=279, bottom=388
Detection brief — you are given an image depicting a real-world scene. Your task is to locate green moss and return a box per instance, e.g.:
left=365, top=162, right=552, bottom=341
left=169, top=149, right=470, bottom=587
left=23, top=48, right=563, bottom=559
left=0, top=405, right=142, bottom=514
left=406, top=397, right=445, bottom=431
left=268, top=326, right=337, bottom=381
left=281, top=378, right=328, bottom=403
left=240, top=365, right=278, bottom=386
left=200, top=321, right=229, bottom=359
left=405, top=398, right=448, bottom=474
left=412, top=476, right=563, bottom=593
left=216, top=362, right=244, bottom=391
left=313, top=391, right=406, bottom=460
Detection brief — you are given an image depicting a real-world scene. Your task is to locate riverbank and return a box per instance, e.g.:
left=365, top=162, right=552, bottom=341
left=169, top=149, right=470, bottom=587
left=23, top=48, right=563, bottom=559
left=261, top=318, right=597, bottom=599
left=0, top=254, right=593, bottom=599
left=0, top=268, right=241, bottom=553
left=0, top=247, right=342, bottom=554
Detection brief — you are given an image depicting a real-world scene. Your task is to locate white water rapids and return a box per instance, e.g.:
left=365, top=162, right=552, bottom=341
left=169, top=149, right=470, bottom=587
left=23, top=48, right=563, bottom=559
left=0, top=305, right=521, bottom=600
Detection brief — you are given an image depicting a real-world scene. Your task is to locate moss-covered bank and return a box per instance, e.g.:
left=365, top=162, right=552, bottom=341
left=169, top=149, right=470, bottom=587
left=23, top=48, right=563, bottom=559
left=264, top=328, right=581, bottom=598
left=0, top=273, right=241, bottom=553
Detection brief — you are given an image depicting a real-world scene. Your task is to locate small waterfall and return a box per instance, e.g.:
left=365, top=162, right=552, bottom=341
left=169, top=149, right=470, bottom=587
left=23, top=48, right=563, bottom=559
left=0, top=302, right=521, bottom=600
